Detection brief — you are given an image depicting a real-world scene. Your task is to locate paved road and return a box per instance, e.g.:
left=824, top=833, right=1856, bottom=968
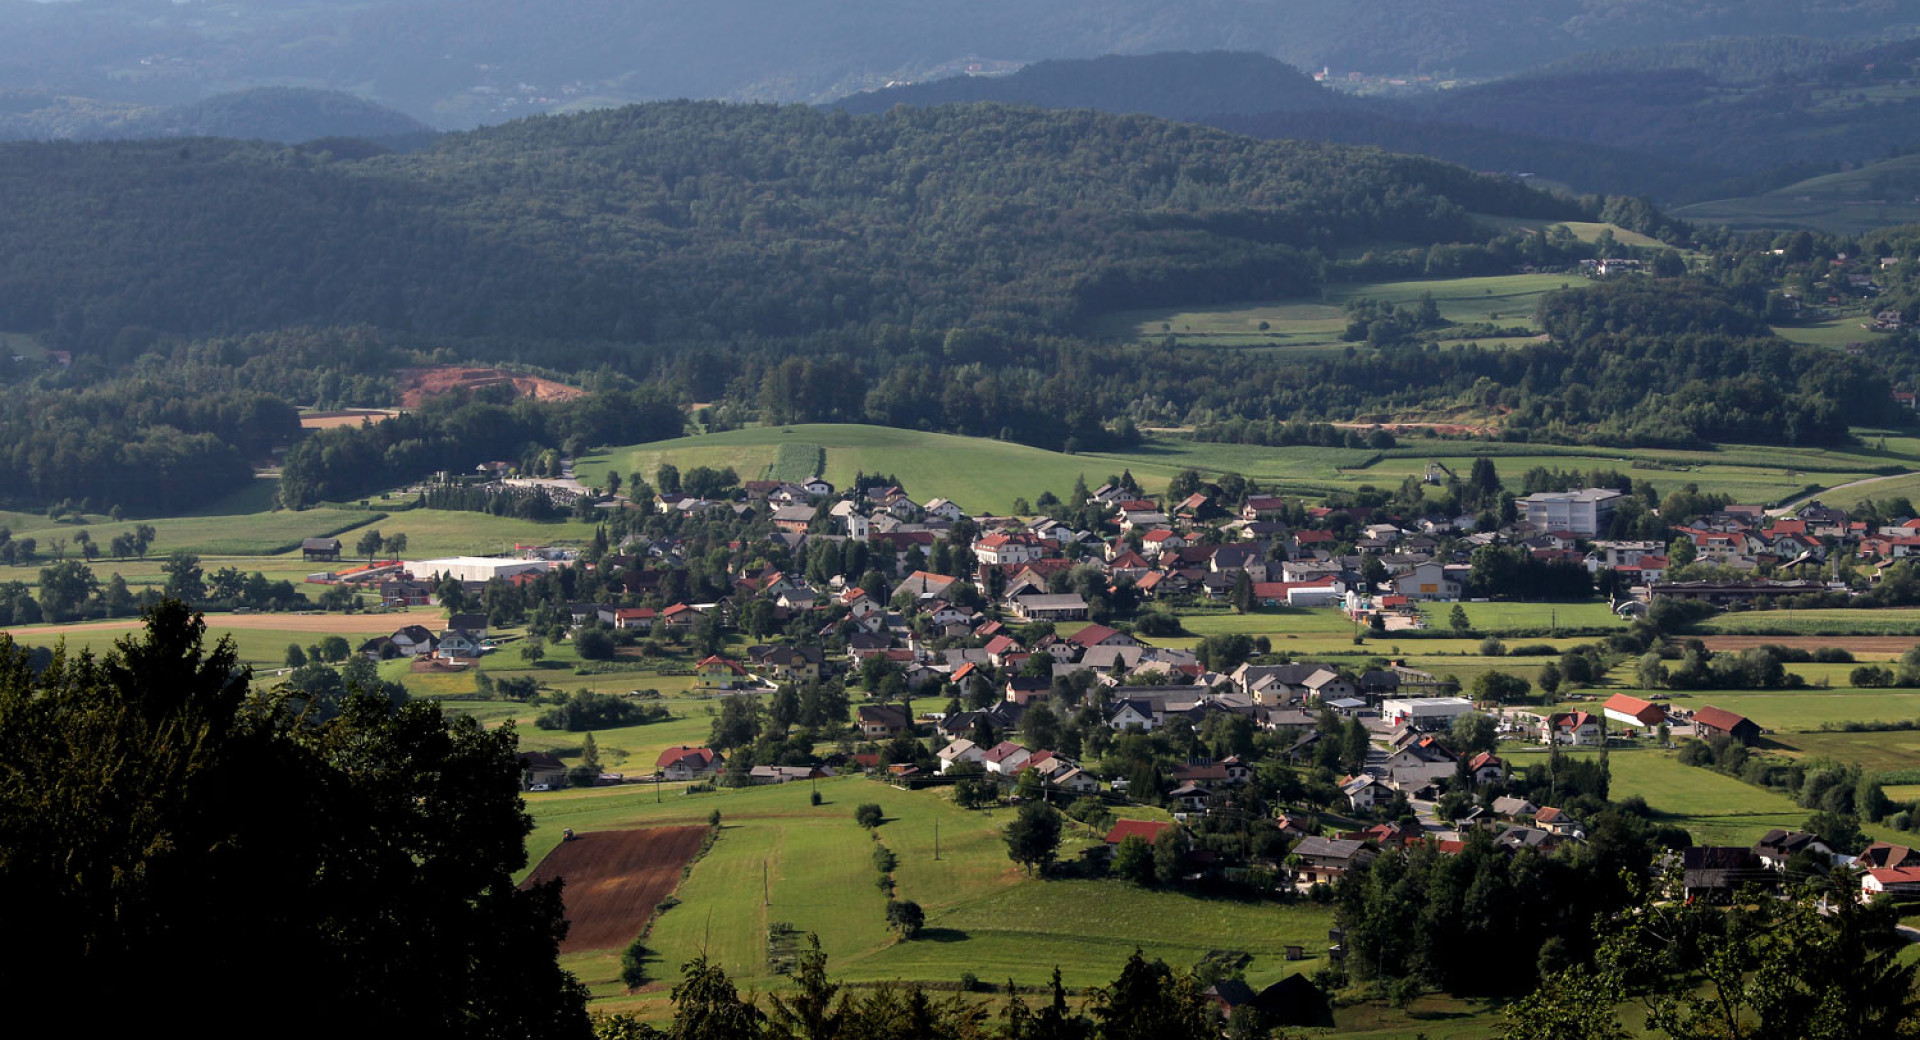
left=1769, top=471, right=1914, bottom=516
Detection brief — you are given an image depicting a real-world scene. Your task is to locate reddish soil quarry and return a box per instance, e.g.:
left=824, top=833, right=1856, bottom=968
left=520, top=826, right=706, bottom=953
left=396, top=366, right=586, bottom=409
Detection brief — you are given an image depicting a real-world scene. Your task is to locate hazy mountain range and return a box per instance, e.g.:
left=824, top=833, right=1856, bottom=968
left=0, top=0, right=1909, bottom=128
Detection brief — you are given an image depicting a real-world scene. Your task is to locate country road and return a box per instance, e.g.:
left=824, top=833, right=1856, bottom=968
left=1769, top=471, right=1916, bottom=516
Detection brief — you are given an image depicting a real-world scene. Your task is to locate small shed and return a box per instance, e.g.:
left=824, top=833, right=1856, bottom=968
left=301, top=537, right=343, bottom=561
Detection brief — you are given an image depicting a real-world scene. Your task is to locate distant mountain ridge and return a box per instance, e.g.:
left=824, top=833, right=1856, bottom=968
left=0, top=87, right=431, bottom=144
left=838, top=43, right=1920, bottom=210
left=0, top=0, right=1908, bottom=127
left=835, top=52, right=1356, bottom=120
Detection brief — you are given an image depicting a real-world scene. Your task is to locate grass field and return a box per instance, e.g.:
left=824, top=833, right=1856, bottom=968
left=529, top=778, right=1344, bottom=1020
left=1778, top=731, right=1920, bottom=775
left=2, top=506, right=378, bottom=558
left=1546, top=747, right=1813, bottom=845
left=1676, top=156, right=1920, bottom=234
left=1093, top=273, right=1575, bottom=353
left=578, top=425, right=1187, bottom=515
left=1696, top=609, right=1920, bottom=636
left=1813, top=472, right=1920, bottom=512
left=1773, top=315, right=1877, bottom=350
left=1665, top=689, right=1920, bottom=734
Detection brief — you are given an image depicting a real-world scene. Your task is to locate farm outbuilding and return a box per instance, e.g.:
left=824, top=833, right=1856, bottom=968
left=1692, top=705, right=1761, bottom=746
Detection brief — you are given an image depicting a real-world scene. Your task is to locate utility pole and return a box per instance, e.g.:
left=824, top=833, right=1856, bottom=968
left=763, top=860, right=770, bottom=907
left=934, top=820, right=940, bottom=861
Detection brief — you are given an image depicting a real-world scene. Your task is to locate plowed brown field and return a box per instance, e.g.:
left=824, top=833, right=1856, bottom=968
left=520, top=826, right=706, bottom=953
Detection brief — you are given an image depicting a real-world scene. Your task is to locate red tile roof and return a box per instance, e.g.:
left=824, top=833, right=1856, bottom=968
left=1104, top=819, right=1173, bottom=845
left=656, top=746, right=715, bottom=770
left=1066, top=624, right=1124, bottom=648
left=1693, top=705, right=1754, bottom=734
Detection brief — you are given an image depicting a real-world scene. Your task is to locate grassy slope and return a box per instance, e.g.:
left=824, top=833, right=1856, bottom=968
left=580, top=421, right=1895, bottom=515
left=578, top=425, right=1185, bottom=514
left=529, top=778, right=1344, bottom=1021
left=1092, top=273, right=1574, bottom=352
left=1677, top=154, right=1920, bottom=234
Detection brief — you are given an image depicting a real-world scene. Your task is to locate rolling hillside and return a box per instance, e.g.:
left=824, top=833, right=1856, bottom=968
left=0, top=99, right=1576, bottom=353
left=1676, top=154, right=1920, bottom=234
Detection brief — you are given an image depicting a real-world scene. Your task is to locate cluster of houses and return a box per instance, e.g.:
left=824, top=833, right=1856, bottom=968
left=1617, top=500, right=1919, bottom=599
left=1534, top=693, right=1758, bottom=747
left=1682, top=831, right=1920, bottom=905
left=356, top=613, right=492, bottom=665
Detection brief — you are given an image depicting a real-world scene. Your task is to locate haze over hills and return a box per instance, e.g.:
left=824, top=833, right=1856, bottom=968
left=841, top=41, right=1920, bottom=210
left=0, top=87, right=433, bottom=144
left=0, top=0, right=1909, bottom=129
left=834, top=52, right=1357, bottom=120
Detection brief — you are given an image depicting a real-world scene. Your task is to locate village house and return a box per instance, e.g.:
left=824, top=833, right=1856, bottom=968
left=693, top=655, right=754, bottom=692
left=1340, top=773, right=1395, bottom=811
left=937, top=738, right=987, bottom=774
left=857, top=704, right=911, bottom=739
left=980, top=741, right=1034, bottom=775
left=656, top=746, right=723, bottom=781
left=1290, top=836, right=1377, bottom=888
left=517, top=751, right=569, bottom=789
left=1543, top=710, right=1603, bottom=746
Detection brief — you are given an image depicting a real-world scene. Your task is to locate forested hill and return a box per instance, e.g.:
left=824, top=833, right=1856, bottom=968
left=834, top=52, right=1357, bottom=119
left=838, top=51, right=1728, bottom=201
left=0, top=100, right=1576, bottom=354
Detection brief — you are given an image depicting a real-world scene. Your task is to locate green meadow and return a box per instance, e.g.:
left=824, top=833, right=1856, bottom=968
left=1695, top=609, right=1920, bottom=636
left=529, top=778, right=1340, bottom=1017
left=1093, top=273, right=1575, bottom=353
left=1676, top=153, right=1920, bottom=234
left=578, top=425, right=1185, bottom=514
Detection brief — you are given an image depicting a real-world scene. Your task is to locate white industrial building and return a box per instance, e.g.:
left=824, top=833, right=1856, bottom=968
left=405, top=556, right=550, bottom=584
left=1520, top=488, right=1624, bottom=537
left=1380, top=697, right=1475, bottom=730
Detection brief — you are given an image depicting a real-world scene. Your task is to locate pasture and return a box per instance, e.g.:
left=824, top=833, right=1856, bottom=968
left=1665, top=689, right=1920, bottom=734
left=1674, top=156, right=1920, bottom=234
left=1550, top=747, right=1813, bottom=846
left=578, top=425, right=1187, bottom=514
left=1773, top=315, right=1877, bottom=350
left=532, top=778, right=1341, bottom=1020
left=1094, top=273, right=1576, bottom=353
left=1, top=506, right=377, bottom=559
left=1694, top=609, right=1920, bottom=637
left=1779, top=731, right=1920, bottom=776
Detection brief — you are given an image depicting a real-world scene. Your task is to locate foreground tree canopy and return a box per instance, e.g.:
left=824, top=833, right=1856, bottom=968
left=0, top=602, right=590, bottom=1037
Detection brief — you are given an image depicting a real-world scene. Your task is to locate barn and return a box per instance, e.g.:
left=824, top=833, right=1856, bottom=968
left=1692, top=705, right=1760, bottom=746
